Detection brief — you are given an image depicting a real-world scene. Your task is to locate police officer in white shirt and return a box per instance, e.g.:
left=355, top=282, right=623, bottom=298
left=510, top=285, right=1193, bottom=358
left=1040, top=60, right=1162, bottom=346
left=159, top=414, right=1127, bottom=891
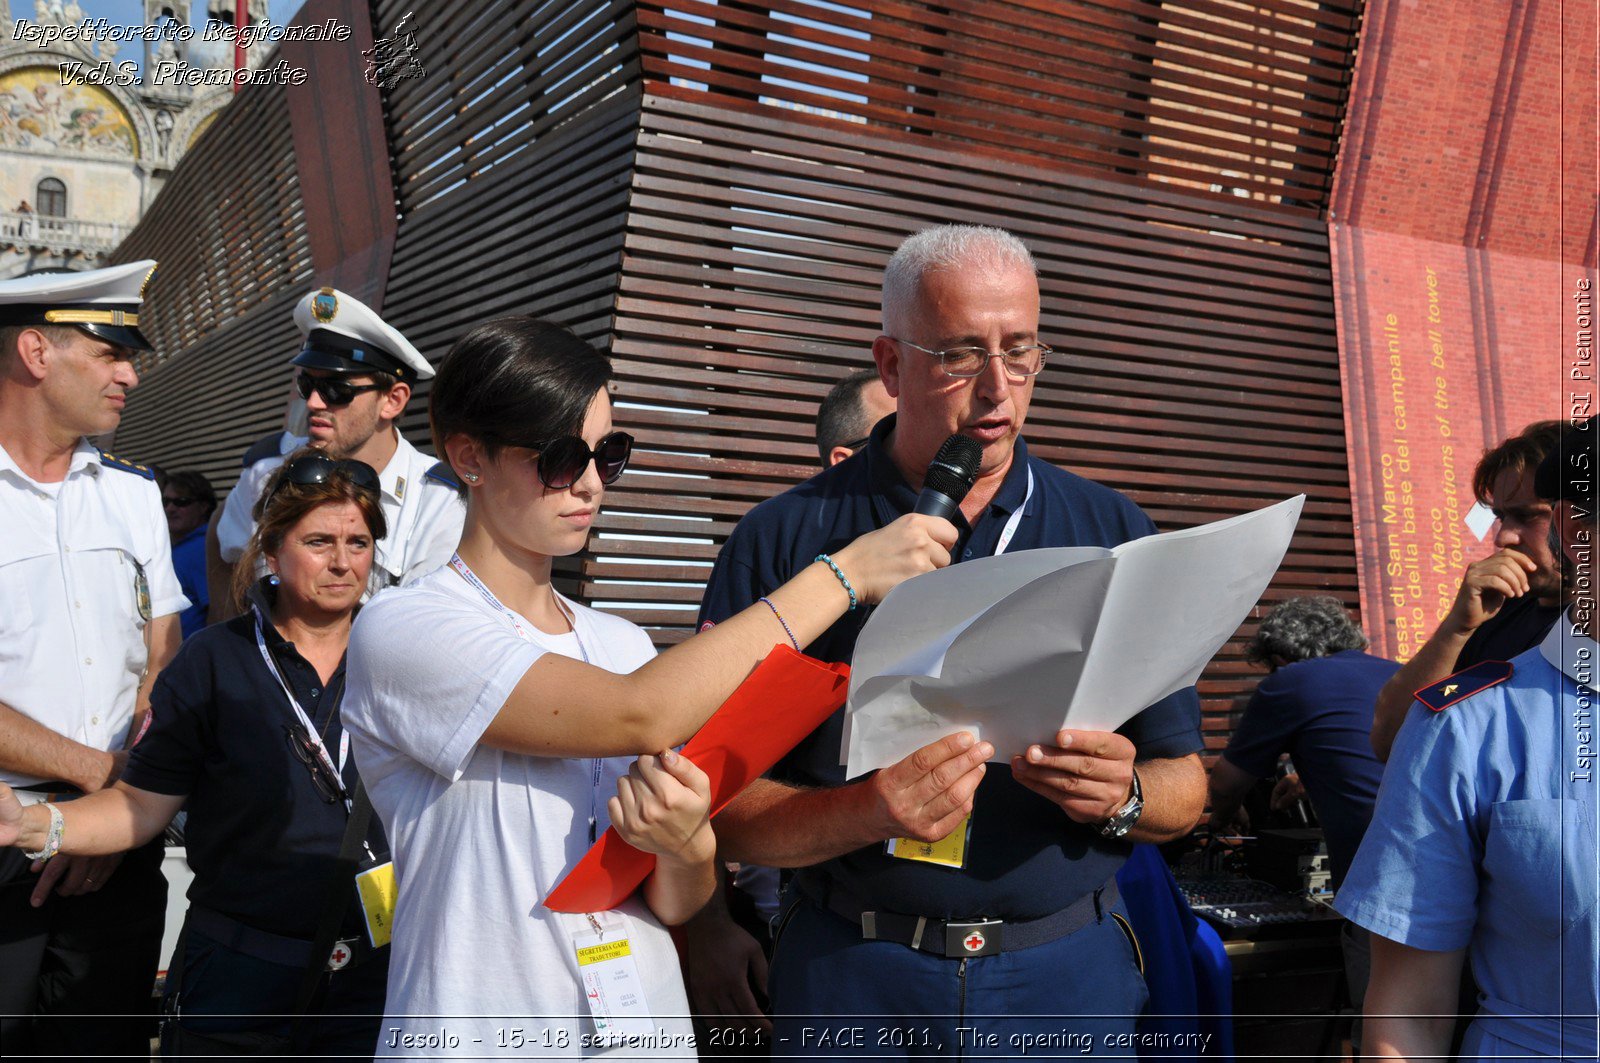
left=213, top=287, right=464, bottom=615
left=0, top=261, right=188, bottom=1061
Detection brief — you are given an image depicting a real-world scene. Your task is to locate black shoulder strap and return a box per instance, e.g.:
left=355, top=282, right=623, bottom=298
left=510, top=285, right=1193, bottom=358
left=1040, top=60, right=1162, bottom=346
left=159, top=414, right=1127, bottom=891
left=287, top=779, right=375, bottom=1049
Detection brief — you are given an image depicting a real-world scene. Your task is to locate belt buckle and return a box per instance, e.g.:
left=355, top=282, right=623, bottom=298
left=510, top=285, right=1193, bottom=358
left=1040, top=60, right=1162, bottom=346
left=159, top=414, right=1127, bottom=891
left=944, top=919, right=1003, bottom=958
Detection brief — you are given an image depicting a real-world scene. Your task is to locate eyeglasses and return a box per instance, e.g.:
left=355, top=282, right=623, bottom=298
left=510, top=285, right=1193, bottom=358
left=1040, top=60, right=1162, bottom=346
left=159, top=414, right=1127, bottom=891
left=283, top=721, right=347, bottom=804
left=162, top=495, right=200, bottom=508
left=840, top=436, right=872, bottom=454
left=525, top=431, right=634, bottom=490
left=295, top=373, right=387, bottom=406
left=268, top=452, right=381, bottom=502
left=893, top=338, right=1050, bottom=379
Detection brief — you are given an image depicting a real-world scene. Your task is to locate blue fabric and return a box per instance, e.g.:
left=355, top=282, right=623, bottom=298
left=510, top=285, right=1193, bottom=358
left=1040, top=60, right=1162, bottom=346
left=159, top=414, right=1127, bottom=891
left=1336, top=645, right=1598, bottom=1061
left=769, top=890, right=1154, bottom=1058
left=167, top=923, right=388, bottom=1053
left=171, top=525, right=208, bottom=640
left=699, top=415, right=1203, bottom=920
left=1221, top=650, right=1395, bottom=887
left=1116, top=845, right=1234, bottom=1060
left=124, top=613, right=387, bottom=942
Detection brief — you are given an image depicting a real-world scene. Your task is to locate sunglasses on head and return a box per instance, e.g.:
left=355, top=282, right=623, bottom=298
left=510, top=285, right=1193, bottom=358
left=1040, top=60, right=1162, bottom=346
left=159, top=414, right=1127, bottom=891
left=268, top=452, right=381, bottom=502
left=522, top=431, right=634, bottom=490
left=295, top=373, right=387, bottom=407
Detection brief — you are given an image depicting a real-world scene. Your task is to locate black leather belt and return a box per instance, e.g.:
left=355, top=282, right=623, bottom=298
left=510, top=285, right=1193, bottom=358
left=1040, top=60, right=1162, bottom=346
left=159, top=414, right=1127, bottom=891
left=798, top=873, right=1116, bottom=958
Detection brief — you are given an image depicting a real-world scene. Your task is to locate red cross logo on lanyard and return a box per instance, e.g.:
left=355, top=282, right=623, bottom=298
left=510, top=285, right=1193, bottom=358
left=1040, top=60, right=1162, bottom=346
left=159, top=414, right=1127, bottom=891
left=328, top=943, right=352, bottom=970
left=963, top=931, right=986, bottom=953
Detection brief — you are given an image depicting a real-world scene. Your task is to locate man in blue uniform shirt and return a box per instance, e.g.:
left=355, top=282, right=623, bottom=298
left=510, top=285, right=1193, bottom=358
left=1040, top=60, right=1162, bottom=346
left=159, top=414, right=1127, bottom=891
left=699, top=224, right=1207, bottom=1055
left=1337, top=416, right=1598, bottom=1062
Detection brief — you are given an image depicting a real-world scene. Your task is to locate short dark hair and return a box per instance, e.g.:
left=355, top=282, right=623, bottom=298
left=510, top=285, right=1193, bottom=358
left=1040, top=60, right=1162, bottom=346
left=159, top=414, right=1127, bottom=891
left=164, top=469, right=216, bottom=517
left=1473, top=420, right=1566, bottom=504
left=816, top=370, right=885, bottom=463
left=1244, top=596, right=1367, bottom=667
left=231, top=447, right=388, bottom=611
left=430, top=317, right=613, bottom=474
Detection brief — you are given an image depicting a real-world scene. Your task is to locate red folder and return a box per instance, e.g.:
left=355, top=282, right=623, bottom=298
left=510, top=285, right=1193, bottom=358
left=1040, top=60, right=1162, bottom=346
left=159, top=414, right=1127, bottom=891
left=543, top=646, right=850, bottom=913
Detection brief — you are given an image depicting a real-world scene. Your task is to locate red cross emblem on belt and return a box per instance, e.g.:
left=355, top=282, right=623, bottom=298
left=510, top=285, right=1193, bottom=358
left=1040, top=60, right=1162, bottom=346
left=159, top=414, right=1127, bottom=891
left=328, top=943, right=352, bottom=970
left=963, top=931, right=986, bottom=953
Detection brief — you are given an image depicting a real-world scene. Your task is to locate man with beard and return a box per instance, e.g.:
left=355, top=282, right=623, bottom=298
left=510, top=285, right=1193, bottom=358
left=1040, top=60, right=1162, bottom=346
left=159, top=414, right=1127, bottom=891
left=213, top=288, right=463, bottom=612
left=1370, top=421, right=1566, bottom=760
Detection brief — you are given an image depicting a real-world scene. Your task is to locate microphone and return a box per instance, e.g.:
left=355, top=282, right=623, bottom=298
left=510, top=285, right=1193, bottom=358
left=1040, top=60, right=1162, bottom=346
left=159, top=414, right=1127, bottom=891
left=914, top=434, right=983, bottom=520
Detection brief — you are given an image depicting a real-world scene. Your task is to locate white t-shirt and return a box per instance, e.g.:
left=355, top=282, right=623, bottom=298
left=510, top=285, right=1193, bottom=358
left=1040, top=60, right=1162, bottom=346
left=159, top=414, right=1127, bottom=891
left=344, top=567, right=696, bottom=1058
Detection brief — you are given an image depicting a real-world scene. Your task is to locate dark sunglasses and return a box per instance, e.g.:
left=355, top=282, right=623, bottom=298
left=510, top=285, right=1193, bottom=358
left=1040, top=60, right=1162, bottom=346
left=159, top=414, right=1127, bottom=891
left=268, top=452, right=381, bottom=502
left=840, top=436, right=872, bottom=454
left=526, top=431, right=634, bottom=490
left=295, top=373, right=387, bottom=406
left=283, top=722, right=347, bottom=804
left=162, top=495, right=201, bottom=508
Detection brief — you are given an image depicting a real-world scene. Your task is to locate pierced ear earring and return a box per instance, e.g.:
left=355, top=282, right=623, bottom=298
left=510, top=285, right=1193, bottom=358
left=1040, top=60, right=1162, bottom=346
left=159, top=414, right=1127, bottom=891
left=267, top=573, right=280, bottom=587
left=462, top=472, right=480, bottom=483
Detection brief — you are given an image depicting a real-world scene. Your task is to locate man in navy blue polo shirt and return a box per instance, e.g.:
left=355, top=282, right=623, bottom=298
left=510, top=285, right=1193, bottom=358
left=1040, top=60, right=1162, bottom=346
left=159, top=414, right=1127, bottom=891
left=699, top=224, right=1206, bottom=1056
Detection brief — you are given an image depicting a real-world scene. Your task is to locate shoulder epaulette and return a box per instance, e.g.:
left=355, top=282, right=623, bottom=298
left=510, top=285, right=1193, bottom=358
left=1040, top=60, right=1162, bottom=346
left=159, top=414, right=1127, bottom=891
left=240, top=431, right=284, bottom=468
left=1414, top=659, right=1514, bottom=713
left=424, top=461, right=462, bottom=489
left=97, top=449, right=155, bottom=480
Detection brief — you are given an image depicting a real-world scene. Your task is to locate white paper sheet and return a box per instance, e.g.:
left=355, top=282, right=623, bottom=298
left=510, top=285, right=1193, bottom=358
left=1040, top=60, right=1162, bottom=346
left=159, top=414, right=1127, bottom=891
left=843, top=496, right=1305, bottom=778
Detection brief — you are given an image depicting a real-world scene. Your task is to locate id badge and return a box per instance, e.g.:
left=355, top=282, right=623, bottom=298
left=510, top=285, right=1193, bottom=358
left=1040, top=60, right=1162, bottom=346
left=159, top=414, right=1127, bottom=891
left=355, top=860, right=397, bottom=948
left=568, top=911, right=656, bottom=1038
left=132, top=560, right=153, bottom=621
left=885, top=814, right=972, bottom=869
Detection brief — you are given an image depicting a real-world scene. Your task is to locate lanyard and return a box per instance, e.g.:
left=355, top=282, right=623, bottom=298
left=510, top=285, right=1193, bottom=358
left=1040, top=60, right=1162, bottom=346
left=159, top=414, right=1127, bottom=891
left=448, top=554, right=606, bottom=843
left=252, top=610, right=352, bottom=813
left=991, top=466, right=1034, bottom=557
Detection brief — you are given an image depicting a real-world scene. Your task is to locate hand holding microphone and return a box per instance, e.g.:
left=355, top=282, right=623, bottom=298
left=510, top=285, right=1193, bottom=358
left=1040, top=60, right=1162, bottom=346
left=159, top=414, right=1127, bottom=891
left=829, top=434, right=984, bottom=604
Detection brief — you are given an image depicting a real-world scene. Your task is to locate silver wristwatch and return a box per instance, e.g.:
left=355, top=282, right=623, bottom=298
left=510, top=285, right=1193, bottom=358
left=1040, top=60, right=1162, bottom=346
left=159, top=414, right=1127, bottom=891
left=1096, top=767, right=1143, bottom=838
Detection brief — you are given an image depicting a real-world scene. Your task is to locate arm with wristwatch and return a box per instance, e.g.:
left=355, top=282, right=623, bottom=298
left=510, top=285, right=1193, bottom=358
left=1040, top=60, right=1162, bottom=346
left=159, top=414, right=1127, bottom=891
left=1008, top=728, right=1205, bottom=842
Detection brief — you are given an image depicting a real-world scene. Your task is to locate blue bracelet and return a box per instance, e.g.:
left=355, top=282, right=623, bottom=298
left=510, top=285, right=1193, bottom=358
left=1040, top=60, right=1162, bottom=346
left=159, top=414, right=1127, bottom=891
left=759, top=596, right=801, bottom=651
left=815, top=553, right=857, bottom=611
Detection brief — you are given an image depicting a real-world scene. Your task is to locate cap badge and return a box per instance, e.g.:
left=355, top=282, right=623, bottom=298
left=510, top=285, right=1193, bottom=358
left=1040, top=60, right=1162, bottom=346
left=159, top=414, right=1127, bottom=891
left=312, top=287, right=339, bottom=323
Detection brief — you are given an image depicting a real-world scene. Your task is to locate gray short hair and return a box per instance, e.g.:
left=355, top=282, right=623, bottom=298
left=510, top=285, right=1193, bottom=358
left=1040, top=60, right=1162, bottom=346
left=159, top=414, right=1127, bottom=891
left=882, top=224, right=1038, bottom=335
left=1244, top=596, right=1368, bottom=667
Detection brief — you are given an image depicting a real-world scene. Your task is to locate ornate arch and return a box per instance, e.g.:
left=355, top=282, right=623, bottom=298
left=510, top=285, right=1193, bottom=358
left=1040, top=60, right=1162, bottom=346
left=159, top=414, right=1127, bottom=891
left=0, top=55, right=155, bottom=163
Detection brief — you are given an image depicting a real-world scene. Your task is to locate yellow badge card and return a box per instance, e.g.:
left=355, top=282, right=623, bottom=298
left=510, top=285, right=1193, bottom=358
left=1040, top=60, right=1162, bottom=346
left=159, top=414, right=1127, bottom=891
left=885, top=815, right=971, bottom=869
left=575, top=937, right=633, bottom=966
left=355, top=861, right=397, bottom=948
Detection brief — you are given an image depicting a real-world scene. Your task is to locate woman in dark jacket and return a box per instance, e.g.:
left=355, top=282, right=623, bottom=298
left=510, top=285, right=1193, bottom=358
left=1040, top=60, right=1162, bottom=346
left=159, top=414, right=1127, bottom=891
left=0, top=450, right=392, bottom=1056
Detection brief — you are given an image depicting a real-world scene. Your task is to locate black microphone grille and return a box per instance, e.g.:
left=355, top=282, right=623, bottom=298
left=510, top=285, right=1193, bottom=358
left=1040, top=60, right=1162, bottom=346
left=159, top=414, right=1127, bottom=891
left=924, top=433, right=983, bottom=500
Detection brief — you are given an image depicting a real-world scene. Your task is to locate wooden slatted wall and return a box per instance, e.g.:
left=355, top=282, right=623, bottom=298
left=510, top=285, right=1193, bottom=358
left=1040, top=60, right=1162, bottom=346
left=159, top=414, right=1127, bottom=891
left=109, top=80, right=314, bottom=486
left=637, top=0, right=1360, bottom=208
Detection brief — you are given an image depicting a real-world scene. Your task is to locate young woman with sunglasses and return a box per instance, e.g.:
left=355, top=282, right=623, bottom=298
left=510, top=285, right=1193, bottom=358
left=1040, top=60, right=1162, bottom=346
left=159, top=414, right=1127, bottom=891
left=0, top=452, right=395, bottom=1055
left=342, top=317, right=955, bottom=1056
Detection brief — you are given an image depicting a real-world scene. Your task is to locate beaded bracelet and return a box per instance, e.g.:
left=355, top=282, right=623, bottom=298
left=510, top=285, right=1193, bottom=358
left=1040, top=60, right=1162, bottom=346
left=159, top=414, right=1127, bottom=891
left=759, top=596, right=801, bottom=651
left=23, top=801, right=64, bottom=863
left=815, top=553, right=858, bottom=611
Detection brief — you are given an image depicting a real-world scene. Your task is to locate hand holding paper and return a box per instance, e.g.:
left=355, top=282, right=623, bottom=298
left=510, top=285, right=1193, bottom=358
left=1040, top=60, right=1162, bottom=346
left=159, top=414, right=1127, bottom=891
left=1009, top=728, right=1136, bottom=825
left=845, top=497, right=1305, bottom=777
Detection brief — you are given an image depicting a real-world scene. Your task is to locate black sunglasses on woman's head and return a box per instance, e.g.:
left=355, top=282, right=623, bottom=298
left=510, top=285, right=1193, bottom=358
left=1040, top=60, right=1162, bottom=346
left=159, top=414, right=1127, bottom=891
left=268, top=452, right=381, bottom=503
